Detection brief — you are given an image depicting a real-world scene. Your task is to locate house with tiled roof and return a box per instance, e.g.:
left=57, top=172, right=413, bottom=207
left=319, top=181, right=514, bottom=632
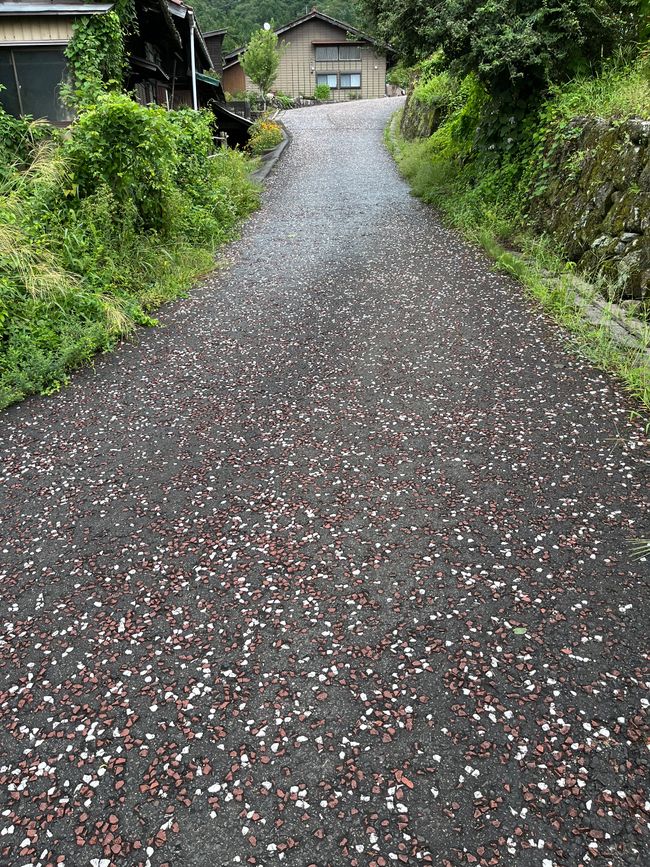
left=222, top=8, right=392, bottom=102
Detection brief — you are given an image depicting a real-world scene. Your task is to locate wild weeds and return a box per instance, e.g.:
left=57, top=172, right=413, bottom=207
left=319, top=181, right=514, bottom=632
left=0, top=97, right=259, bottom=409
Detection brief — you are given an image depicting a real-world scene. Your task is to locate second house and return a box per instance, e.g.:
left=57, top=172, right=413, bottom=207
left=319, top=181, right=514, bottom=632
left=222, top=8, right=391, bottom=102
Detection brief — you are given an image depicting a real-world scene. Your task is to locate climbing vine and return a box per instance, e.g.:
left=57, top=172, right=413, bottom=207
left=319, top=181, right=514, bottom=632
left=63, top=0, right=136, bottom=108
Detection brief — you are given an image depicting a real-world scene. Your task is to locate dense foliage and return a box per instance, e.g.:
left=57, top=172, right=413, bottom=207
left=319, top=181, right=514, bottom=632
left=0, top=98, right=258, bottom=409
left=62, top=0, right=135, bottom=107
left=192, top=0, right=365, bottom=50
left=363, top=0, right=645, bottom=102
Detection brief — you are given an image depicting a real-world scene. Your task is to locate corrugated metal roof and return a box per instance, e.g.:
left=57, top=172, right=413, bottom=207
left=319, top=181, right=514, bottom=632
left=0, top=1, right=113, bottom=14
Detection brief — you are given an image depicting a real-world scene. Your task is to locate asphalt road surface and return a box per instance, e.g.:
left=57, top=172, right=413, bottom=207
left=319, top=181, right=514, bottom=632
left=1, top=98, right=648, bottom=866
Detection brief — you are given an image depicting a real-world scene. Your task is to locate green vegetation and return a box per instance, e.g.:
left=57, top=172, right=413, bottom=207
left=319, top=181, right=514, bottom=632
left=386, top=61, right=410, bottom=89
left=62, top=7, right=126, bottom=106
left=385, top=54, right=650, bottom=407
left=542, top=55, right=650, bottom=122
left=371, top=0, right=649, bottom=407
left=193, top=0, right=365, bottom=51
left=0, top=79, right=258, bottom=410
left=629, top=538, right=650, bottom=559
left=273, top=91, right=296, bottom=109
left=0, top=3, right=259, bottom=410
left=248, top=117, right=284, bottom=153
left=363, top=0, right=644, bottom=102
left=313, top=83, right=332, bottom=101
left=241, top=27, right=283, bottom=106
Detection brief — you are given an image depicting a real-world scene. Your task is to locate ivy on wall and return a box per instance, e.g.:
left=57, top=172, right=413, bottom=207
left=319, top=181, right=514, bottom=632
left=63, top=1, right=136, bottom=108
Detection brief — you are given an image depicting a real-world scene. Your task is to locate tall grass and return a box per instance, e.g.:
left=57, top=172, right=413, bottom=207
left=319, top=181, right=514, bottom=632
left=0, top=97, right=259, bottom=410
left=546, top=54, right=650, bottom=122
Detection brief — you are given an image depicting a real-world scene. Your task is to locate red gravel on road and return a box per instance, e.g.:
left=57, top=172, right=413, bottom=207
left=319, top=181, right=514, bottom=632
left=0, top=98, right=648, bottom=866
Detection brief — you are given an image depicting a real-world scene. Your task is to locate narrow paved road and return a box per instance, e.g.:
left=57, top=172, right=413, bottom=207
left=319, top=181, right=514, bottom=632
left=1, top=99, right=648, bottom=867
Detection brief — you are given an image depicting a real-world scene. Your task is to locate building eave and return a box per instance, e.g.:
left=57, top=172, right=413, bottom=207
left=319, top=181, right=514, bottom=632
left=0, top=1, right=113, bottom=14
left=223, top=10, right=392, bottom=65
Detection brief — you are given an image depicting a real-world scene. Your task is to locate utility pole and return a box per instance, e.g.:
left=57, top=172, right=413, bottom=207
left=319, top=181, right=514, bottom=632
left=188, top=8, right=198, bottom=110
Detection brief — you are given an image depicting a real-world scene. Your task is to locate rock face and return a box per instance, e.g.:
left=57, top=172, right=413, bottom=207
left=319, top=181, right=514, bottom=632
left=400, top=88, right=446, bottom=141
left=530, top=116, right=650, bottom=302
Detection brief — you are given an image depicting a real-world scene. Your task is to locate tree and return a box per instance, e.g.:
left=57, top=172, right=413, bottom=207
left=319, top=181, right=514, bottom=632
left=361, top=0, right=644, bottom=101
left=191, top=2, right=366, bottom=52
left=241, top=27, right=282, bottom=105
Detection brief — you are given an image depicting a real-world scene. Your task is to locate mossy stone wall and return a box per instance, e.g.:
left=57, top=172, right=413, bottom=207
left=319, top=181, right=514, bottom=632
left=400, top=88, right=446, bottom=140
left=531, top=117, right=650, bottom=302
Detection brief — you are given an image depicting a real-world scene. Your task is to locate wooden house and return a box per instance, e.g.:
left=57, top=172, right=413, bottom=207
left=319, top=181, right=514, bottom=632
left=0, top=0, right=250, bottom=143
left=0, top=1, right=112, bottom=123
left=222, top=9, right=391, bottom=101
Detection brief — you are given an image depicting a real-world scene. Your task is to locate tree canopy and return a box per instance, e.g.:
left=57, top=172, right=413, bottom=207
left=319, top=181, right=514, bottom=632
left=361, top=0, right=645, bottom=99
left=241, top=27, right=282, bottom=99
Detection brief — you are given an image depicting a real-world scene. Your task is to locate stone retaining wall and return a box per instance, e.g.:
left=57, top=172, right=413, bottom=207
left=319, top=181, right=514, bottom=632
left=530, top=116, right=650, bottom=302
left=400, top=90, right=446, bottom=141
left=400, top=85, right=650, bottom=304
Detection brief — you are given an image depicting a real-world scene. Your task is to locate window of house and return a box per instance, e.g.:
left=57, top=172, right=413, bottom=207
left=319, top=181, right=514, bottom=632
left=0, top=51, right=20, bottom=116
left=316, top=73, right=337, bottom=88
left=315, top=46, right=338, bottom=61
left=339, top=73, right=361, bottom=89
left=338, top=45, right=361, bottom=60
left=0, top=47, right=71, bottom=123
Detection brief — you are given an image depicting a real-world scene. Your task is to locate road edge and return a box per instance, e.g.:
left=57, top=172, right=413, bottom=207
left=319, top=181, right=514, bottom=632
left=251, top=118, right=291, bottom=183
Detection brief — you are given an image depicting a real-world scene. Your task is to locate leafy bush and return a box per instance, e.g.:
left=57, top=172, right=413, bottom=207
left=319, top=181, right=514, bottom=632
left=314, top=84, right=331, bottom=101
left=365, top=0, right=644, bottom=105
left=64, top=93, right=178, bottom=233
left=248, top=118, right=284, bottom=154
left=0, top=95, right=258, bottom=409
left=273, top=91, right=295, bottom=109
left=386, top=61, right=412, bottom=89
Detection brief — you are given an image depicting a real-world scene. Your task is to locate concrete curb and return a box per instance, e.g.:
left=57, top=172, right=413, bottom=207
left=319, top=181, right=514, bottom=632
left=251, top=117, right=291, bottom=182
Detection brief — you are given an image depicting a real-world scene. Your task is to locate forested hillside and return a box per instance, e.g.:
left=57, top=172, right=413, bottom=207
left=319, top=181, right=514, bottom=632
left=193, top=0, right=365, bottom=50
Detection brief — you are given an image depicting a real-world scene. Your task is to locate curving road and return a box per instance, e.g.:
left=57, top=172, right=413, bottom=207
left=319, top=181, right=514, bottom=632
left=0, top=98, right=648, bottom=866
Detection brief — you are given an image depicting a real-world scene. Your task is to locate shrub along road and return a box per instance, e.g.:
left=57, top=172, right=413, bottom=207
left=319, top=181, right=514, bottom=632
left=0, top=98, right=648, bottom=866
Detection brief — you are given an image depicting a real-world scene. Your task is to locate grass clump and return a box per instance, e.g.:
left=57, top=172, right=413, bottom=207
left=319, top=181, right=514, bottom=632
left=545, top=55, right=650, bottom=123
left=0, top=94, right=259, bottom=410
